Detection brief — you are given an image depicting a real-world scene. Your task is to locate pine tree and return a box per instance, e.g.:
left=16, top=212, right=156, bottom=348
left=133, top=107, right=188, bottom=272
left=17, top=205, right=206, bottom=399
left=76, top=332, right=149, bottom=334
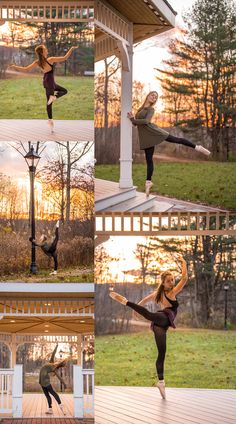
left=157, top=0, right=236, bottom=160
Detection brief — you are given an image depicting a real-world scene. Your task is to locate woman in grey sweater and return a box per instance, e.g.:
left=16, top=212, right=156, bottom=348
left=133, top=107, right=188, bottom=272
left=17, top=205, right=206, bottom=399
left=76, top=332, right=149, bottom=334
left=128, top=91, right=210, bottom=196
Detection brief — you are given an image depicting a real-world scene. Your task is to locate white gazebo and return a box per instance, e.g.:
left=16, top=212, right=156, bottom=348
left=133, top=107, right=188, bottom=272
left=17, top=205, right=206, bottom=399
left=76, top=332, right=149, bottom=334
left=0, top=283, right=94, bottom=419
left=95, top=0, right=176, bottom=211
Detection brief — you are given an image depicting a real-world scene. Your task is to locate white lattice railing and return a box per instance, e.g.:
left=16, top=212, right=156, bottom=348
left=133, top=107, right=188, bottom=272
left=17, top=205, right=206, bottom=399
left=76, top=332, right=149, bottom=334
left=0, top=2, right=94, bottom=22
left=73, top=365, right=94, bottom=418
left=95, top=0, right=131, bottom=44
left=96, top=212, right=236, bottom=236
left=0, top=366, right=22, bottom=417
left=0, top=299, right=94, bottom=317
left=0, top=369, right=13, bottom=413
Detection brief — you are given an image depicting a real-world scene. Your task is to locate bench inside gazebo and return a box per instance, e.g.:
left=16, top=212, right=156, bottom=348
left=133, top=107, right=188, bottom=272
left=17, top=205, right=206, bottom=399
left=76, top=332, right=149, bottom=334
left=95, top=0, right=177, bottom=212
left=0, top=283, right=94, bottom=419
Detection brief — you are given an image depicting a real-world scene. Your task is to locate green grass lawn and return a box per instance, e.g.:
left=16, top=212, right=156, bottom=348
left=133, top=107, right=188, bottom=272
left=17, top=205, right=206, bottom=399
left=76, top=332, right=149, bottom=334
left=0, top=267, right=93, bottom=283
left=95, top=330, right=236, bottom=389
left=96, top=162, right=236, bottom=209
left=0, top=75, right=93, bottom=120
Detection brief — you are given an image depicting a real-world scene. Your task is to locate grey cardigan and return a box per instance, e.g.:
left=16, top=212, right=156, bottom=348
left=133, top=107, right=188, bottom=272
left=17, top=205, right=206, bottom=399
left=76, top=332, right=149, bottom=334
left=130, top=107, right=169, bottom=150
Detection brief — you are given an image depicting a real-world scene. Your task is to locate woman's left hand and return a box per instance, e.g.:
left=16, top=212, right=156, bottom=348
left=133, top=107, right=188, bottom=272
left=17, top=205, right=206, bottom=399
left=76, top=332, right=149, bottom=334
left=127, top=112, right=134, bottom=119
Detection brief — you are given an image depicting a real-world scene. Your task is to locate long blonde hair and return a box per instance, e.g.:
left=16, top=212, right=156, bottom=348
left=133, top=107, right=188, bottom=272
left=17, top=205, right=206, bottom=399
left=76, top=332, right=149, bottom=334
left=155, top=271, right=173, bottom=304
left=35, top=45, right=47, bottom=69
left=138, top=91, right=158, bottom=112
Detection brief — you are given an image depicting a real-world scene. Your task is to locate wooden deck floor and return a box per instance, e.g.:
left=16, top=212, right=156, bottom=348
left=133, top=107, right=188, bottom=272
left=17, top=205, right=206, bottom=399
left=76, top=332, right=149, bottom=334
left=95, top=386, right=236, bottom=424
left=0, top=394, right=93, bottom=419
left=0, top=120, right=94, bottom=142
left=1, top=420, right=93, bottom=423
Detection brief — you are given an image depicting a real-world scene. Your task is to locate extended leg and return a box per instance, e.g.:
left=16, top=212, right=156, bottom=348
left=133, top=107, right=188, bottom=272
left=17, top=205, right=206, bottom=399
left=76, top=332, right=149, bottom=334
left=127, top=302, right=169, bottom=327
left=165, top=134, right=211, bottom=156
left=50, top=227, right=59, bottom=252
left=165, top=134, right=195, bottom=148
left=52, top=252, right=58, bottom=271
left=45, top=88, right=54, bottom=119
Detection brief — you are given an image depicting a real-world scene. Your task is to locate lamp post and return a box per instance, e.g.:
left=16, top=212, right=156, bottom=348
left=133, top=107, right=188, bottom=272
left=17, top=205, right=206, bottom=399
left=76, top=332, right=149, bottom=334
left=224, top=284, right=229, bottom=330
left=24, top=142, right=41, bottom=274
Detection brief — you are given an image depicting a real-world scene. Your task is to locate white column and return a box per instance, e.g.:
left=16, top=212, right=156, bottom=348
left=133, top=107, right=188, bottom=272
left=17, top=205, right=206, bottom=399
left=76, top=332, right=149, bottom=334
left=73, top=365, right=83, bottom=418
left=77, top=334, right=82, bottom=366
left=12, top=364, right=23, bottom=418
left=119, top=24, right=133, bottom=189
left=10, top=334, right=17, bottom=367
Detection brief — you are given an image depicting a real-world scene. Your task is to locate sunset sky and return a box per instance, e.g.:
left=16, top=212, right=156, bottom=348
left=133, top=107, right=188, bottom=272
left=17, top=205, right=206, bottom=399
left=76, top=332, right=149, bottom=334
left=96, top=236, right=185, bottom=284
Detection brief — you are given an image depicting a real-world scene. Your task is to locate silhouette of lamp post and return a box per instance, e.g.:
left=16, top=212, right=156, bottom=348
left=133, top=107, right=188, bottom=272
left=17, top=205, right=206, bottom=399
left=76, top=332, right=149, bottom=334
left=24, top=142, right=41, bottom=274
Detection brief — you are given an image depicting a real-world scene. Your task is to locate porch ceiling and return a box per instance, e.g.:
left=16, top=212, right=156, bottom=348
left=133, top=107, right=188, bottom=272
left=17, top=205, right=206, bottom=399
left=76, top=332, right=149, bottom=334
left=0, top=315, right=94, bottom=334
left=95, top=0, right=176, bottom=52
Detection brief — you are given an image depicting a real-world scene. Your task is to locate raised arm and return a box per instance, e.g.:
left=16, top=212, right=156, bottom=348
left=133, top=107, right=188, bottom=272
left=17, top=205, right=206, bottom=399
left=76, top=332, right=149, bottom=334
left=128, top=108, right=154, bottom=126
left=173, top=256, right=188, bottom=295
left=48, top=46, right=78, bottom=63
left=49, top=343, right=58, bottom=363
left=8, top=61, right=38, bottom=72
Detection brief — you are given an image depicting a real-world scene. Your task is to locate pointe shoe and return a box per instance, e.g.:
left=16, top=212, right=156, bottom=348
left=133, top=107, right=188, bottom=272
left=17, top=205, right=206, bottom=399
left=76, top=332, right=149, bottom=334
left=45, top=408, right=53, bottom=414
left=48, top=119, right=54, bottom=134
left=59, top=404, right=66, bottom=416
left=157, top=380, right=166, bottom=399
left=47, top=95, right=57, bottom=106
left=50, top=270, right=57, bottom=275
left=145, top=180, right=153, bottom=197
left=195, top=145, right=211, bottom=156
left=109, top=291, right=128, bottom=305
left=56, top=220, right=60, bottom=228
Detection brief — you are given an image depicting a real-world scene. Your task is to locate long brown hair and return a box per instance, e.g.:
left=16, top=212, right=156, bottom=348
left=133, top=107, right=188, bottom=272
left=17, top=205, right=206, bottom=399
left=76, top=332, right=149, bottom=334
left=35, top=45, right=47, bottom=69
left=155, top=271, right=173, bottom=304
left=138, top=91, right=158, bottom=112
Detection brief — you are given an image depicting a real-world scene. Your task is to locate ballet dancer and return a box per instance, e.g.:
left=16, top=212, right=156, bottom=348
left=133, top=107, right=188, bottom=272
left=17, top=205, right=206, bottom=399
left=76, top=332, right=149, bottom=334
left=128, top=91, right=211, bottom=196
left=30, top=220, right=60, bottom=275
left=110, top=255, right=188, bottom=400
left=9, top=44, right=78, bottom=132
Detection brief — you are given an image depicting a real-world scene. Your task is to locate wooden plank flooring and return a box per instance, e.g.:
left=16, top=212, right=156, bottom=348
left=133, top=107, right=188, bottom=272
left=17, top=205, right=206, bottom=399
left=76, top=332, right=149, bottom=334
left=95, top=179, right=134, bottom=202
left=95, top=386, right=236, bottom=424
left=0, top=120, right=94, bottom=142
left=1, top=420, right=93, bottom=423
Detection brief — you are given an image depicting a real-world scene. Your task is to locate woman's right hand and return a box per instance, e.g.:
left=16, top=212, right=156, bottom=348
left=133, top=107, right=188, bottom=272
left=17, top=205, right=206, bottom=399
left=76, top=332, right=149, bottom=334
left=8, top=64, right=16, bottom=69
left=127, top=112, right=134, bottom=119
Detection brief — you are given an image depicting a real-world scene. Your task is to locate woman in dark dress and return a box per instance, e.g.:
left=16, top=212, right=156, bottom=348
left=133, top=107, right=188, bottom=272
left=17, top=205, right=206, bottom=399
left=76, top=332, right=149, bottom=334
left=9, top=44, right=78, bottom=132
left=110, top=255, right=188, bottom=400
left=128, top=91, right=211, bottom=196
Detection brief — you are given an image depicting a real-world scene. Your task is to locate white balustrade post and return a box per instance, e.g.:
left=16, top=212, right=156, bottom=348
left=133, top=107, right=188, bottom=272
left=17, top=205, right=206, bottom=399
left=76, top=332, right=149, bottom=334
left=12, top=364, right=23, bottom=418
left=73, top=365, right=83, bottom=418
left=119, top=24, right=134, bottom=189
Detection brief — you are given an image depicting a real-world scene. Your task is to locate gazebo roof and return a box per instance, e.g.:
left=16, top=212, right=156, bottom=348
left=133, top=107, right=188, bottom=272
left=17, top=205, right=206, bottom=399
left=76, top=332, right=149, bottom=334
left=95, top=0, right=176, bottom=52
left=0, top=283, right=94, bottom=335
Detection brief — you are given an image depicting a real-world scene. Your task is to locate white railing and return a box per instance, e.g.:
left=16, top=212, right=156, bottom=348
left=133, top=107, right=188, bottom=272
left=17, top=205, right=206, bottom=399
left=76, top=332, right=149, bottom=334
left=95, top=0, right=131, bottom=44
left=73, top=365, right=94, bottom=418
left=0, top=365, right=22, bottom=418
left=0, top=2, right=94, bottom=22
left=96, top=212, right=236, bottom=236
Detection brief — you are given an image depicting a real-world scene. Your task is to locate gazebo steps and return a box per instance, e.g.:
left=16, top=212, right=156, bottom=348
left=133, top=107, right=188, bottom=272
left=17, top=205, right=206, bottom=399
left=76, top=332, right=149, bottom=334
left=95, top=179, right=156, bottom=212
left=102, top=191, right=157, bottom=212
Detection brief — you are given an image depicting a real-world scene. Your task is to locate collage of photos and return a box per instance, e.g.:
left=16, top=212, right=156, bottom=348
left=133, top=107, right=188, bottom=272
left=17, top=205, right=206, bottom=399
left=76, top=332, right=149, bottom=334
left=0, top=1, right=236, bottom=424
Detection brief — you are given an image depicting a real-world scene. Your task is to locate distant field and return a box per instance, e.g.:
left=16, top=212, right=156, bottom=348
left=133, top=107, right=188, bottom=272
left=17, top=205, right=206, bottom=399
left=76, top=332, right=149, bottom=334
left=95, top=330, right=236, bottom=389
left=0, top=75, right=93, bottom=120
left=96, top=162, right=236, bottom=209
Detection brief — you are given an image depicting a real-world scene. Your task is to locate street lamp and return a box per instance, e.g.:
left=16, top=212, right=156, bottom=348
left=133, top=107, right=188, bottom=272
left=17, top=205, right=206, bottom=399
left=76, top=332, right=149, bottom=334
left=24, top=142, right=41, bottom=274
left=224, top=284, right=229, bottom=330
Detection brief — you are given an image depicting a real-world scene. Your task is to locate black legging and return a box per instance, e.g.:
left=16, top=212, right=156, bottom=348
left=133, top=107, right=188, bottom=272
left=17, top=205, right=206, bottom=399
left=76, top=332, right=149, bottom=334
left=127, top=301, right=169, bottom=380
left=46, top=84, right=68, bottom=119
left=144, top=134, right=196, bottom=181
left=41, top=384, right=61, bottom=408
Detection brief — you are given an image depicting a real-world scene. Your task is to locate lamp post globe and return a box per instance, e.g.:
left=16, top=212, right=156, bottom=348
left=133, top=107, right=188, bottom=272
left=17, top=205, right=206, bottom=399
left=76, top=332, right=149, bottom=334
left=24, top=142, right=41, bottom=275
